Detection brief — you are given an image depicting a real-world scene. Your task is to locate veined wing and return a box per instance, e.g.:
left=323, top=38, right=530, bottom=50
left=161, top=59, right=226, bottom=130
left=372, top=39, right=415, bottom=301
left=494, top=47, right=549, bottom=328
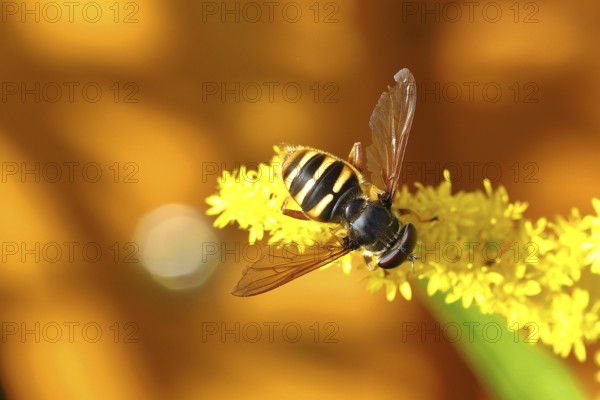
left=366, top=68, right=417, bottom=201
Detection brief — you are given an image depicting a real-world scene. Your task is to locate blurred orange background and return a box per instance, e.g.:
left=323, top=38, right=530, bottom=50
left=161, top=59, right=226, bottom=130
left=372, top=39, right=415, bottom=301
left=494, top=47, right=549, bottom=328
left=1, top=1, right=599, bottom=399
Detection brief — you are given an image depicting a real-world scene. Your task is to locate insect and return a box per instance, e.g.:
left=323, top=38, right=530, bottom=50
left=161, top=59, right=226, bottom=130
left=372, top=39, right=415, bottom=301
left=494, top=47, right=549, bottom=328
left=233, top=68, right=419, bottom=296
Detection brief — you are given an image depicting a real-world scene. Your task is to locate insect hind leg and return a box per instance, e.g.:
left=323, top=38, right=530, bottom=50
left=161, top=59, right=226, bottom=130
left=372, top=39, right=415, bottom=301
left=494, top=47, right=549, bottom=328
left=281, top=197, right=310, bottom=220
left=348, top=142, right=364, bottom=173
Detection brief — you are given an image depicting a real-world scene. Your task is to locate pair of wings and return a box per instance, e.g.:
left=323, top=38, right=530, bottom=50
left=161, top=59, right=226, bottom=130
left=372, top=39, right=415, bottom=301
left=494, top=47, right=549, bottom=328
left=232, top=68, right=417, bottom=297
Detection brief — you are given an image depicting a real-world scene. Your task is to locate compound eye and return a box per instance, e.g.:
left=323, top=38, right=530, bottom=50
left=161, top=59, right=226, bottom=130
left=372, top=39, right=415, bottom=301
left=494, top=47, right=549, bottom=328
left=377, top=223, right=418, bottom=269
left=401, top=223, right=417, bottom=254
left=344, top=198, right=366, bottom=221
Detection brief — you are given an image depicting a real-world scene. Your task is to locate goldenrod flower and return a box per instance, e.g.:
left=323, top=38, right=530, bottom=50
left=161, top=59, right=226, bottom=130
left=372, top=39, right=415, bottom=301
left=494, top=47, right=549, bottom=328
left=206, top=147, right=600, bottom=370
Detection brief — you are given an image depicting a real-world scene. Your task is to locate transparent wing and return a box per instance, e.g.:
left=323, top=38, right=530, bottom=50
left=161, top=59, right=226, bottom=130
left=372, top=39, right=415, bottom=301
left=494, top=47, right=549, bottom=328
left=366, top=68, right=417, bottom=200
left=231, top=239, right=351, bottom=297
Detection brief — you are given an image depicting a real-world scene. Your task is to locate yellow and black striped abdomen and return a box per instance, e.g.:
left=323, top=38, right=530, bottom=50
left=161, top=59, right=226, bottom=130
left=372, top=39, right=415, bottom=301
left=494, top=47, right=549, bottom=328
left=281, top=147, right=362, bottom=222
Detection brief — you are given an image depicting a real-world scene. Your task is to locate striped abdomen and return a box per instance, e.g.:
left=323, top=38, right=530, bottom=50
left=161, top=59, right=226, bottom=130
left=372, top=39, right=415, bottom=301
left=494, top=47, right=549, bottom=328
left=281, top=147, right=362, bottom=222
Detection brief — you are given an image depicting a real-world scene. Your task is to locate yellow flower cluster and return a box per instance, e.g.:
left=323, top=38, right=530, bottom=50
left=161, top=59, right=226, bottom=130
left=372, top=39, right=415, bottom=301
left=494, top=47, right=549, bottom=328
left=206, top=147, right=600, bottom=369
left=206, top=152, right=332, bottom=246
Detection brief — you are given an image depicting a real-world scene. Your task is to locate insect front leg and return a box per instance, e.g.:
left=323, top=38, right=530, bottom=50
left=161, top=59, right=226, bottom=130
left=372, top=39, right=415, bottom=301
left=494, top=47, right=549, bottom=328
left=281, top=197, right=310, bottom=220
left=348, top=142, right=364, bottom=173
left=363, top=254, right=377, bottom=271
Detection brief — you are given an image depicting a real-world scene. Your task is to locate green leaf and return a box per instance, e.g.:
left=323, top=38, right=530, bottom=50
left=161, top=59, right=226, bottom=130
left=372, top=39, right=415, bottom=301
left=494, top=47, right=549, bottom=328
left=418, top=281, right=588, bottom=400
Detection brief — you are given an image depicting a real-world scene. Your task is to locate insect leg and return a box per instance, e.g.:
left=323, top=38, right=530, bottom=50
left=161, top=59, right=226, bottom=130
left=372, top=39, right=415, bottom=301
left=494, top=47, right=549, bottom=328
left=363, top=254, right=376, bottom=271
left=281, top=197, right=310, bottom=220
left=348, top=142, right=364, bottom=173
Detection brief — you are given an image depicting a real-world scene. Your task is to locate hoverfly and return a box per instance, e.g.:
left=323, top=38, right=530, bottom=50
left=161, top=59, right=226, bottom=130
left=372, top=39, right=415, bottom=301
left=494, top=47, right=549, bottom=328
left=232, top=68, right=419, bottom=297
